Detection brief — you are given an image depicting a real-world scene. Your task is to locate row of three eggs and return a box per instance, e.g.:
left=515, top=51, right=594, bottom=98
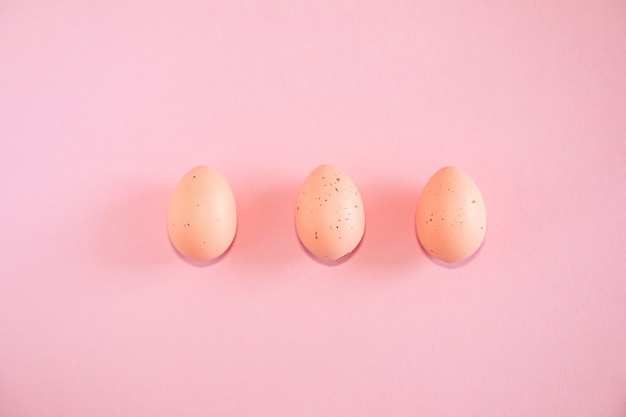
left=168, top=165, right=486, bottom=264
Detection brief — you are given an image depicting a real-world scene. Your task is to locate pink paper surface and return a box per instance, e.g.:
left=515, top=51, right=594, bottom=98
left=1, top=1, right=625, bottom=415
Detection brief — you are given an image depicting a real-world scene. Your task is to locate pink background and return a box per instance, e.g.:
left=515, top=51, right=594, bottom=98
left=1, top=0, right=625, bottom=415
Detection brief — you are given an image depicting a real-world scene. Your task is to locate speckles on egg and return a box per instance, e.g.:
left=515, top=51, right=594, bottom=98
left=295, top=164, right=365, bottom=261
left=415, top=166, right=486, bottom=264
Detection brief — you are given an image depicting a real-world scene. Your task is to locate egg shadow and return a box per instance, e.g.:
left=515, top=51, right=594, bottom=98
left=357, top=180, right=423, bottom=268
left=95, top=183, right=175, bottom=272
left=418, top=231, right=488, bottom=269
left=296, top=230, right=361, bottom=267
left=231, top=179, right=301, bottom=267
left=167, top=237, right=234, bottom=267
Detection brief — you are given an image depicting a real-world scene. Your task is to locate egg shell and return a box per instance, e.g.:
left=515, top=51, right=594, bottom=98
left=168, top=166, right=237, bottom=262
left=415, top=166, right=486, bottom=264
left=295, top=164, right=365, bottom=261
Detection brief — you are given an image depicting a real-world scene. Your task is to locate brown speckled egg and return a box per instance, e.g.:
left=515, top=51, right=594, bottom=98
left=295, top=164, right=365, bottom=261
left=168, top=166, right=237, bottom=262
left=415, top=166, right=486, bottom=264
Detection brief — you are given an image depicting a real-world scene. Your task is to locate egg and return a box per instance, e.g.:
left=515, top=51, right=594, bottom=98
left=415, top=166, right=486, bottom=264
left=295, top=164, right=365, bottom=261
left=167, top=166, right=237, bottom=262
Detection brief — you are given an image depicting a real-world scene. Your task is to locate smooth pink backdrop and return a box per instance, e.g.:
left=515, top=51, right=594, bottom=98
left=1, top=1, right=625, bottom=416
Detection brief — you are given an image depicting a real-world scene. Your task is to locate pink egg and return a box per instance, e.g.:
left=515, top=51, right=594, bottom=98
left=415, top=166, right=486, bottom=264
left=295, top=164, right=365, bottom=261
left=168, top=166, right=237, bottom=262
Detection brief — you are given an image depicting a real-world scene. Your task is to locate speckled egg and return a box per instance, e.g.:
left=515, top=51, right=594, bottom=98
left=415, top=166, right=486, bottom=264
left=295, top=164, right=365, bottom=261
left=168, top=166, right=237, bottom=262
